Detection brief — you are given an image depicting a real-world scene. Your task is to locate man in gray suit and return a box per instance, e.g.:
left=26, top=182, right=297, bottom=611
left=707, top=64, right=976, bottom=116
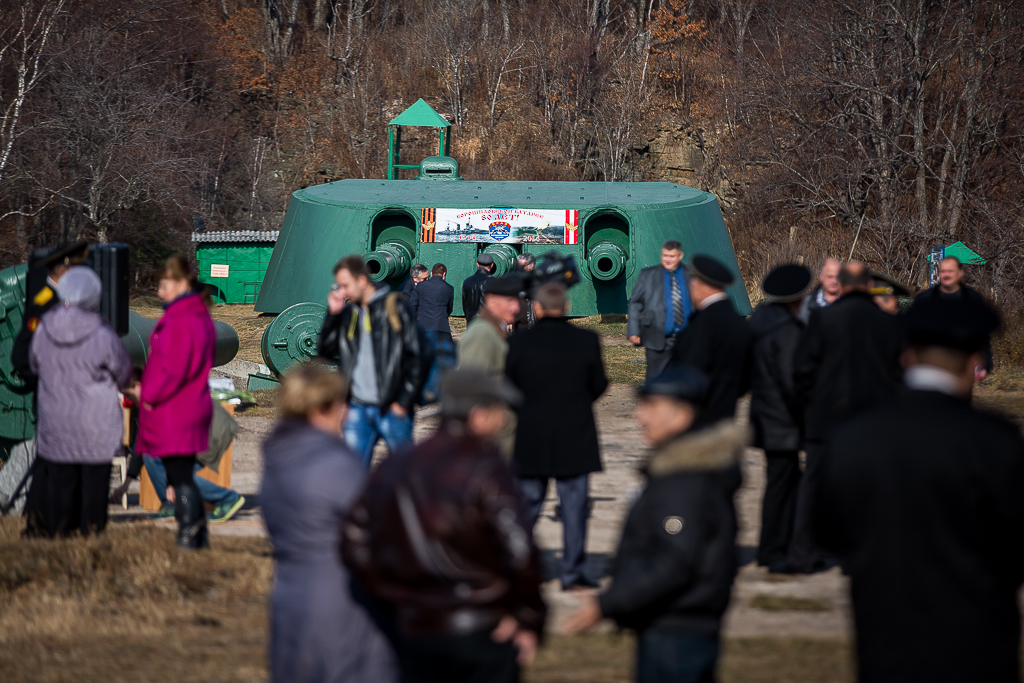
left=627, top=240, right=693, bottom=379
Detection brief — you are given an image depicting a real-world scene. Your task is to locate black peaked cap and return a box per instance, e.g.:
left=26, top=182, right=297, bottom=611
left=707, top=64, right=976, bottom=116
left=690, top=255, right=735, bottom=288
left=905, top=295, right=1000, bottom=353
left=762, top=264, right=812, bottom=303
left=484, top=274, right=523, bottom=297
left=869, top=272, right=911, bottom=298
left=41, top=240, right=89, bottom=269
left=637, top=365, right=709, bottom=405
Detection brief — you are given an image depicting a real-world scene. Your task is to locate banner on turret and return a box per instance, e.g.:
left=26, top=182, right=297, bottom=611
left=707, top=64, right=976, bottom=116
left=419, top=208, right=580, bottom=244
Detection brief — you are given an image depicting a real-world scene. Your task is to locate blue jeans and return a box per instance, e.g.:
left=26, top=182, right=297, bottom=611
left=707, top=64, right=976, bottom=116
left=637, top=629, right=720, bottom=683
left=517, top=474, right=589, bottom=588
left=344, top=403, right=413, bottom=467
left=143, top=456, right=238, bottom=508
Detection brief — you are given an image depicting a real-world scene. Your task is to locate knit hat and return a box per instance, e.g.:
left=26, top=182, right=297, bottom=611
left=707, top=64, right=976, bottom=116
left=59, top=266, right=102, bottom=312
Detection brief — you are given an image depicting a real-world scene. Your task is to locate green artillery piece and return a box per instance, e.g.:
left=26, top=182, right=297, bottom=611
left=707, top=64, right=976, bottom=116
left=0, top=261, right=239, bottom=452
left=256, top=100, right=749, bottom=320
left=245, top=100, right=751, bottom=385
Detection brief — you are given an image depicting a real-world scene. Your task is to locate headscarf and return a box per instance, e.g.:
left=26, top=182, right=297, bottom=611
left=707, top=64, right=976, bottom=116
left=59, top=266, right=102, bottom=312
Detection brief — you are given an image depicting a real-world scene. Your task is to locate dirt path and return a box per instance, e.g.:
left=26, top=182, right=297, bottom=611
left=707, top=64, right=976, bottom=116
left=110, top=385, right=851, bottom=637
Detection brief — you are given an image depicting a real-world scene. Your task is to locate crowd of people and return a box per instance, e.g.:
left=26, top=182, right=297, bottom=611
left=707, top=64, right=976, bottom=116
left=8, top=240, right=1024, bottom=683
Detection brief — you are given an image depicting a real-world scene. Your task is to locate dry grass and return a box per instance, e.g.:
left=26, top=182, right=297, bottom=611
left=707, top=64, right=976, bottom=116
left=0, top=517, right=272, bottom=683
left=0, top=515, right=858, bottom=683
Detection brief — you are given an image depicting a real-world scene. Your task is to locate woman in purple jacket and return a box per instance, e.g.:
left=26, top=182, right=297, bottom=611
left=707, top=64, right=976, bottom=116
left=28, top=266, right=132, bottom=537
left=138, top=254, right=216, bottom=549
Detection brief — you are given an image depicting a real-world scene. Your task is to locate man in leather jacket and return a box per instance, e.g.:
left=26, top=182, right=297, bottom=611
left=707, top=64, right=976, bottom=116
left=564, top=365, right=747, bottom=683
left=342, top=369, right=545, bottom=683
left=461, top=253, right=495, bottom=322
left=318, top=255, right=421, bottom=466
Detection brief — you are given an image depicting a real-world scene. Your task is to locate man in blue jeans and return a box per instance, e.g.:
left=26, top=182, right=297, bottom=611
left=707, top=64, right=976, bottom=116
left=143, top=456, right=244, bottom=522
left=318, top=255, right=421, bottom=465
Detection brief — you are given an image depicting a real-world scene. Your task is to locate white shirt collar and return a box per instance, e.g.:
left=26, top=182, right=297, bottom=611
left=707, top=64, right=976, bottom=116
left=698, top=292, right=728, bottom=310
left=905, top=365, right=960, bottom=396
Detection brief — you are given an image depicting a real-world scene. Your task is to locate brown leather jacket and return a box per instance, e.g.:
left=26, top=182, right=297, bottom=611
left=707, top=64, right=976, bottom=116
left=341, top=423, right=546, bottom=638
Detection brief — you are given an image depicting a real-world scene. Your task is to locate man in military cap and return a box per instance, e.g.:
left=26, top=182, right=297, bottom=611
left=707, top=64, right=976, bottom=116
left=669, top=254, right=753, bottom=430
left=461, top=253, right=495, bottom=323
left=563, top=365, right=747, bottom=682
left=11, top=240, right=89, bottom=383
left=458, top=274, right=521, bottom=377
left=459, top=274, right=522, bottom=457
left=790, top=261, right=903, bottom=573
left=748, top=264, right=812, bottom=572
left=816, top=295, right=1023, bottom=683
left=869, top=272, right=911, bottom=315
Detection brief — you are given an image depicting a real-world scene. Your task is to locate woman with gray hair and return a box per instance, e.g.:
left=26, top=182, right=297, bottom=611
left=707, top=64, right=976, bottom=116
left=26, top=266, right=132, bottom=537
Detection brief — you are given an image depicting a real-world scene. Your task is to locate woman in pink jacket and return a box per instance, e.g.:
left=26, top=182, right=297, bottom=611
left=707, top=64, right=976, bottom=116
left=138, top=254, right=216, bottom=549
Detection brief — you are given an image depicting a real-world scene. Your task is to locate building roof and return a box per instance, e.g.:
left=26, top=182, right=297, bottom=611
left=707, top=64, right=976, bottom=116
left=388, top=99, right=451, bottom=128
left=944, top=241, right=986, bottom=265
left=191, top=230, right=279, bottom=244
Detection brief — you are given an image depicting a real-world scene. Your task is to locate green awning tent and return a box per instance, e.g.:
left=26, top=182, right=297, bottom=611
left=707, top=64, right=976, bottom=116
left=945, top=241, right=986, bottom=265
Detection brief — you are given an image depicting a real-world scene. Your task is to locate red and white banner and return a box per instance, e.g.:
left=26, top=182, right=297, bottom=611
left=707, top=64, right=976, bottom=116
left=564, top=209, right=579, bottom=245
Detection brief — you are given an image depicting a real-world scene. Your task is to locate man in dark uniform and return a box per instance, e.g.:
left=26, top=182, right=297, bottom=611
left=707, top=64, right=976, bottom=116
left=790, top=261, right=903, bottom=573
left=461, top=253, right=494, bottom=323
left=816, top=295, right=1024, bottom=683
left=670, top=255, right=752, bottom=430
left=11, top=240, right=90, bottom=383
left=748, top=264, right=811, bottom=573
left=627, top=240, right=692, bottom=380
left=12, top=240, right=89, bottom=535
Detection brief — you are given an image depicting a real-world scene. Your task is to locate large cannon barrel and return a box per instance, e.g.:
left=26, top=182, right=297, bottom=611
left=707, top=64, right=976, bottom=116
left=365, top=241, right=413, bottom=282
left=121, top=311, right=239, bottom=370
left=588, top=241, right=628, bottom=281
left=483, top=243, right=519, bottom=277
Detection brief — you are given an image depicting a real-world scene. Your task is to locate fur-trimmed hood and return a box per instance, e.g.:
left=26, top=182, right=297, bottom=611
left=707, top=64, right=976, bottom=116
left=645, top=421, right=751, bottom=477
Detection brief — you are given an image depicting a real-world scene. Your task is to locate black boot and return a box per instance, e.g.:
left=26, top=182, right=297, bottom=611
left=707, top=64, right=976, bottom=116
left=174, top=484, right=209, bottom=550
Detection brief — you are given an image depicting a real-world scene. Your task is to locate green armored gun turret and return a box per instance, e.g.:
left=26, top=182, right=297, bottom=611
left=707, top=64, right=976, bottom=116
left=0, top=261, right=240, bottom=449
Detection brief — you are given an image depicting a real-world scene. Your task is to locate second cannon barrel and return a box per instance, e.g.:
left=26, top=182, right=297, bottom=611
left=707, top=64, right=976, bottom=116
left=587, top=241, right=628, bottom=281
left=365, top=241, right=413, bottom=282
left=482, top=243, right=519, bottom=277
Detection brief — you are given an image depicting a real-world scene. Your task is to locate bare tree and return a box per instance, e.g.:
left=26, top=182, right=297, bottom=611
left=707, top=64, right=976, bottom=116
left=0, top=0, right=65, bottom=188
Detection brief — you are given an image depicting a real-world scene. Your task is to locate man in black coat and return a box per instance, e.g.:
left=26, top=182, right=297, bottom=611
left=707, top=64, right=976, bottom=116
left=563, top=366, right=747, bottom=682
left=915, top=255, right=992, bottom=376
left=816, top=295, right=1024, bottom=683
left=790, top=261, right=903, bottom=573
left=409, top=263, right=454, bottom=341
left=627, top=240, right=693, bottom=380
left=506, top=282, right=608, bottom=591
left=670, top=255, right=753, bottom=431
left=748, top=264, right=811, bottom=572
left=461, top=253, right=495, bottom=322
